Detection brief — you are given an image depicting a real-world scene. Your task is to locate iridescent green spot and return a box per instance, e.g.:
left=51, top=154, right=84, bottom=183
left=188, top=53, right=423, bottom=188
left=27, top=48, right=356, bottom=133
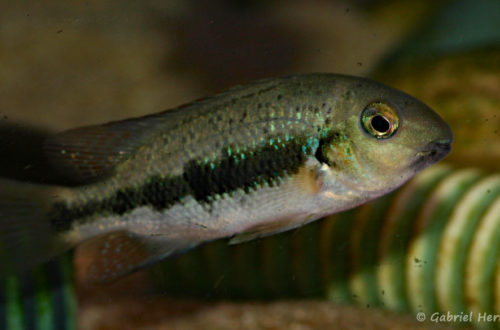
left=306, top=137, right=319, bottom=150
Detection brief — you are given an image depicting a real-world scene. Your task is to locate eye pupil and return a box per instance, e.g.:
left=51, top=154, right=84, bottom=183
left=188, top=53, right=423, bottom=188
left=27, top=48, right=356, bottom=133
left=371, top=115, right=390, bottom=133
left=361, top=102, right=399, bottom=139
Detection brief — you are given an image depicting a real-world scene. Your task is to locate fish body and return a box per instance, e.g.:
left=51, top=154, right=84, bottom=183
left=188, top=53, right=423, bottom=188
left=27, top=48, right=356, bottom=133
left=0, top=74, right=452, bottom=282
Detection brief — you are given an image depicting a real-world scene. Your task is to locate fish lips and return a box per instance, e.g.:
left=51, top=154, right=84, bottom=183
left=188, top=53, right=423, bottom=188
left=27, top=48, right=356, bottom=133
left=411, top=140, right=452, bottom=170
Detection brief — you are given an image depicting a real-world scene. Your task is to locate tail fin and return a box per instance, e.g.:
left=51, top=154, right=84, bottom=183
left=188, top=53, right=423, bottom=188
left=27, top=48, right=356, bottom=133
left=0, top=179, right=73, bottom=277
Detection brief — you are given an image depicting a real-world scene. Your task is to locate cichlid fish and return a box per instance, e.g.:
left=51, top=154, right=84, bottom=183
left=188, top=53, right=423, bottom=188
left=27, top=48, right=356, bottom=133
left=0, top=74, right=452, bottom=282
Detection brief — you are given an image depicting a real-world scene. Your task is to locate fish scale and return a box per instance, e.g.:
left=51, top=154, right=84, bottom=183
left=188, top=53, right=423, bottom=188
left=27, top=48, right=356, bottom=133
left=0, top=73, right=452, bottom=283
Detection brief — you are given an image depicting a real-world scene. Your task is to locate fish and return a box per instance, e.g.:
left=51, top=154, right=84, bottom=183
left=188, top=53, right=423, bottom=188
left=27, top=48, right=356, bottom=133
left=0, top=73, right=452, bottom=283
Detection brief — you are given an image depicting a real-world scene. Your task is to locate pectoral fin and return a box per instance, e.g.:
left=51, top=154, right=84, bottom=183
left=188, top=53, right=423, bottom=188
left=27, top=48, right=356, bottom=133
left=228, top=216, right=305, bottom=245
left=229, top=162, right=324, bottom=245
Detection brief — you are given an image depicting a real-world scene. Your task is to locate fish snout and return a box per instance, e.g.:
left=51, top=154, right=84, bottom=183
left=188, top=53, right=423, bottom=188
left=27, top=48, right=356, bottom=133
left=427, top=139, right=452, bottom=155
left=412, top=139, right=452, bottom=170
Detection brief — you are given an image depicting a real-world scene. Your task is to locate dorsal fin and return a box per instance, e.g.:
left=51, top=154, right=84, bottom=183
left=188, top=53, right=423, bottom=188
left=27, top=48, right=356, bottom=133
left=42, top=77, right=283, bottom=184
left=43, top=111, right=176, bottom=183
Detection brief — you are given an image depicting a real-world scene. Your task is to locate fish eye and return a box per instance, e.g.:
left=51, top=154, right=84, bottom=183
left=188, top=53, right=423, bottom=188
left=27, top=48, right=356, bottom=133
left=361, top=102, right=399, bottom=139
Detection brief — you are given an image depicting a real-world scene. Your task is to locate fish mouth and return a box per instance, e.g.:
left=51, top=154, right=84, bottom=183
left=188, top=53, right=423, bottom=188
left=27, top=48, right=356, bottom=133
left=411, top=140, right=452, bottom=170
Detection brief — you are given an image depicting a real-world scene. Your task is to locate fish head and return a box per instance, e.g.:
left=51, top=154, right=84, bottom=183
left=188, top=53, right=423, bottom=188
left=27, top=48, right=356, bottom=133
left=317, top=76, right=452, bottom=196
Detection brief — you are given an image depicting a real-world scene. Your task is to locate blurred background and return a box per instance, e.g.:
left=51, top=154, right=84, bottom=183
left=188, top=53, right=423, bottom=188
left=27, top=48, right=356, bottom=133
left=0, top=0, right=499, bottom=329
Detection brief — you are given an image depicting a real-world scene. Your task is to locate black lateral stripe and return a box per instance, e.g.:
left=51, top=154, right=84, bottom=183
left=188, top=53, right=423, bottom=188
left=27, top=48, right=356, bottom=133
left=183, top=138, right=307, bottom=202
left=49, top=135, right=310, bottom=232
left=49, top=175, right=192, bottom=232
